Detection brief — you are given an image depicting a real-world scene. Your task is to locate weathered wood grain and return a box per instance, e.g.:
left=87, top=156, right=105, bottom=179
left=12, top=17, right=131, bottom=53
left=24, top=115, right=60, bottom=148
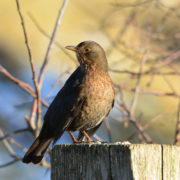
left=110, top=144, right=162, bottom=180
left=51, top=144, right=180, bottom=180
left=51, top=144, right=111, bottom=180
left=163, top=145, right=180, bottom=180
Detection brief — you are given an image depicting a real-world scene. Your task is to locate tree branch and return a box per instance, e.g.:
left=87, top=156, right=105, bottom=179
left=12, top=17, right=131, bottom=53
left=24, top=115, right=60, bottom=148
left=15, top=0, right=41, bottom=132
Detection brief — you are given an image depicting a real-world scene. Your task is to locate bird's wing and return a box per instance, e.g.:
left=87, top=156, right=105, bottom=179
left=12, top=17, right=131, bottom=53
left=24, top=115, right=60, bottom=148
left=39, top=66, right=85, bottom=140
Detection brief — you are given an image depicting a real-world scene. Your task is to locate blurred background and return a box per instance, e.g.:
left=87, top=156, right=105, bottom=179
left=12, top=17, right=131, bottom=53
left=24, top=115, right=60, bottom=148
left=0, top=0, right=180, bottom=179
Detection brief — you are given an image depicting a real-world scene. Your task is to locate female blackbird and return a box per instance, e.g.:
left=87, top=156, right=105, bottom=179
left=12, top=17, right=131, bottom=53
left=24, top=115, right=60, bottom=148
left=22, top=41, right=115, bottom=164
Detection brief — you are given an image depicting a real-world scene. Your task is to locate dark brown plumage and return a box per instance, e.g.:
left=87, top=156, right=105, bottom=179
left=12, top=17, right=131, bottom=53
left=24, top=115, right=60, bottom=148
left=22, top=41, right=115, bottom=164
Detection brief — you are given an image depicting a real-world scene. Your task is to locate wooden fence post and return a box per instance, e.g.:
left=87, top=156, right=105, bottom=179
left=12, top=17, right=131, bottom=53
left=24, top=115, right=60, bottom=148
left=51, top=144, right=180, bottom=180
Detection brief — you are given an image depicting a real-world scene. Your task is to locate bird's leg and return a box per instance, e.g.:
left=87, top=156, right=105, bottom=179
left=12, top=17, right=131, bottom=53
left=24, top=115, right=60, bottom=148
left=82, top=130, right=93, bottom=142
left=68, top=131, right=79, bottom=143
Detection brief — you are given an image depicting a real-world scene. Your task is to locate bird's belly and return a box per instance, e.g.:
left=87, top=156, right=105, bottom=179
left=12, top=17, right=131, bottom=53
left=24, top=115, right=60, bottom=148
left=68, top=82, right=114, bottom=131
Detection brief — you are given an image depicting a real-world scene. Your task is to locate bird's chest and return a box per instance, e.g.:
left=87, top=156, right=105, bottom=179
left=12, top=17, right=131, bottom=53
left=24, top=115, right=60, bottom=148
left=82, top=71, right=112, bottom=104
left=68, top=67, right=114, bottom=131
left=75, top=70, right=114, bottom=128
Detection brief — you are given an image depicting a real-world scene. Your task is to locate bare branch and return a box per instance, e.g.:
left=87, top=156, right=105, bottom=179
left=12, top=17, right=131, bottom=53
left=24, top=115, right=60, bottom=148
left=129, top=54, right=147, bottom=113
left=7, top=139, right=27, bottom=152
left=15, top=0, right=41, bottom=132
left=160, top=72, right=176, bottom=93
left=143, top=113, right=165, bottom=131
left=0, top=128, right=16, bottom=157
left=105, top=119, right=112, bottom=142
left=38, top=0, right=69, bottom=88
left=127, top=112, right=166, bottom=141
left=44, top=69, right=71, bottom=100
left=118, top=86, right=153, bottom=143
left=0, top=158, right=22, bottom=168
left=0, top=64, right=34, bottom=94
left=35, top=0, right=69, bottom=136
left=27, top=12, right=77, bottom=65
left=174, top=100, right=180, bottom=145
left=156, top=50, right=180, bottom=68
left=0, top=157, right=50, bottom=169
left=116, top=85, right=180, bottom=99
left=0, top=128, right=29, bottom=141
left=112, top=0, right=154, bottom=8
left=0, top=64, right=49, bottom=108
left=109, top=68, right=180, bottom=76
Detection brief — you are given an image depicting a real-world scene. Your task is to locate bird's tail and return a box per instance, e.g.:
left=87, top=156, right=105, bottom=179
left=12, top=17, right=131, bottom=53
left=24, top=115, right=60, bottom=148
left=22, top=137, right=53, bottom=164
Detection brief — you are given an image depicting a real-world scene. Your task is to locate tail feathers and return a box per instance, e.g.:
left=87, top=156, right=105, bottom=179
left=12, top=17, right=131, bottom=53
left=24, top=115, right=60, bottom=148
left=22, top=138, right=52, bottom=164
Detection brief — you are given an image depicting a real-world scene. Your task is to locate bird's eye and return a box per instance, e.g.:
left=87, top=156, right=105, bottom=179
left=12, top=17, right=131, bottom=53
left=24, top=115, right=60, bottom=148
left=85, top=48, right=90, bottom=52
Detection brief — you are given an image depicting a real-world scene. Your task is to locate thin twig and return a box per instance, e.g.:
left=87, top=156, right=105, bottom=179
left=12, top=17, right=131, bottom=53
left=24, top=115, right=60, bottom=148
left=155, top=50, right=180, bottom=68
left=15, top=0, right=41, bottom=132
left=105, top=119, right=112, bottom=142
left=0, top=128, right=16, bottom=157
left=109, top=68, right=180, bottom=76
left=38, top=0, right=69, bottom=88
left=127, top=112, right=165, bottom=140
left=0, top=65, right=34, bottom=94
left=7, top=139, right=27, bottom=152
left=0, top=158, right=22, bottom=168
left=27, top=12, right=77, bottom=65
left=44, top=69, right=71, bottom=100
left=0, top=128, right=29, bottom=141
left=174, top=100, right=180, bottom=145
left=119, top=86, right=153, bottom=143
left=129, top=55, right=147, bottom=113
left=0, top=157, right=50, bottom=168
left=130, top=6, right=152, bottom=113
left=160, top=72, right=176, bottom=93
left=143, top=113, right=165, bottom=131
left=116, top=85, right=180, bottom=99
left=30, top=100, right=38, bottom=132
left=0, top=64, right=49, bottom=108
left=35, top=0, right=69, bottom=136
left=112, top=0, right=154, bottom=8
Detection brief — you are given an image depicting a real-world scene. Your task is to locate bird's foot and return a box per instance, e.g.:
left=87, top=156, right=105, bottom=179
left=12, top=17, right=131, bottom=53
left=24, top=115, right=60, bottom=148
left=82, top=130, right=94, bottom=142
left=68, top=131, right=79, bottom=143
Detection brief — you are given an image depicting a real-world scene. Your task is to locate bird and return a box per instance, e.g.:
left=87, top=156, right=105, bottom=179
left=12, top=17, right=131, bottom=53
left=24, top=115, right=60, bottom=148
left=22, top=41, right=115, bottom=164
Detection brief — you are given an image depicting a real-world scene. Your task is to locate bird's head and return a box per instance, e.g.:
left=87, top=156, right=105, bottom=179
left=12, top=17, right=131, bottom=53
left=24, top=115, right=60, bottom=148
left=66, top=41, right=108, bottom=71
